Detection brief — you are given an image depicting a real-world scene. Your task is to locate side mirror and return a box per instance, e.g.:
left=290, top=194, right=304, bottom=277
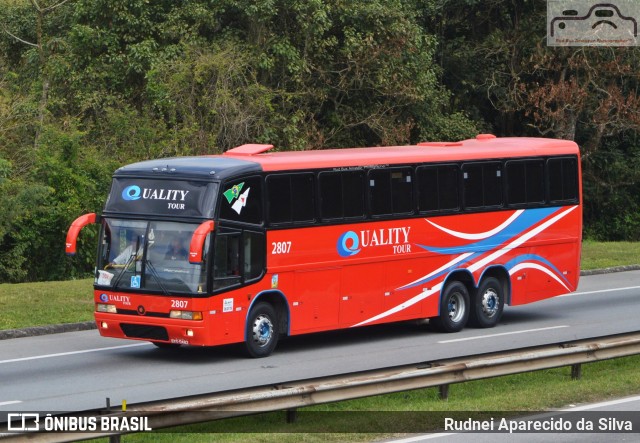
left=189, top=220, right=214, bottom=264
left=66, top=213, right=97, bottom=255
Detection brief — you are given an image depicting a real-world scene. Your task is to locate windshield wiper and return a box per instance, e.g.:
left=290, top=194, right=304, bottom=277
left=144, top=260, right=169, bottom=295
left=112, top=236, right=141, bottom=290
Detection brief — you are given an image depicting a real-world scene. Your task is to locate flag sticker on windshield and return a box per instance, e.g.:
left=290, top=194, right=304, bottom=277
left=223, top=182, right=244, bottom=203
left=223, top=182, right=250, bottom=214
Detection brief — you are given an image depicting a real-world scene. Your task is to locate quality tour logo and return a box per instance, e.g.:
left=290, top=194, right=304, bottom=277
left=337, top=227, right=412, bottom=257
left=120, top=184, right=190, bottom=210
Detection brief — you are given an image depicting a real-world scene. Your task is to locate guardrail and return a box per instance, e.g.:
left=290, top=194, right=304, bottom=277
left=3, top=331, right=640, bottom=442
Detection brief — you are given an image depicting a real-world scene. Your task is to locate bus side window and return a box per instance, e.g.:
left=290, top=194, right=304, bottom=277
left=548, top=157, right=578, bottom=203
left=462, top=162, right=503, bottom=209
left=369, top=168, right=413, bottom=216
left=267, top=173, right=315, bottom=225
left=506, top=160, right=544, bottom=206
left=319, top=171, right=366, bottom=221
left=219, top=176, right=263, bottom=224
left=244, top=231, right=265, bottom=281
left=417, top=164, right=459, bottom=213
left=213, top=233, right=241, bottom=290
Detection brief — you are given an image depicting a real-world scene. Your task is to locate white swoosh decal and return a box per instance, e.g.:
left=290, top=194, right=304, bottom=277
left=426, top=210, right=523, bottom=240
left=509, top=262, right=570, bottom=291
left=396, top=252, right=473, bottom=291
left=352, top=284, right=442, bottom=327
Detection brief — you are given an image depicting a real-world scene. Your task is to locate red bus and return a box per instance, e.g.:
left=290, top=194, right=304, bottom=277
left=66, top=134, right=582, bottom=357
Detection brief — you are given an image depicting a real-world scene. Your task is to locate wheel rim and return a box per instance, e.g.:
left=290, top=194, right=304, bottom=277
left=481, top=288, right=499, bottom=318
left=251, top=314, right=273, bottom=348
left=447, top=292, right=465, bottom=323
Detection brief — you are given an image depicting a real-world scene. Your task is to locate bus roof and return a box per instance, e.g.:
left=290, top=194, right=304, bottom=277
left=221, top=135, right=579, bottom=172
left=114, top=135, right=579, bottom=180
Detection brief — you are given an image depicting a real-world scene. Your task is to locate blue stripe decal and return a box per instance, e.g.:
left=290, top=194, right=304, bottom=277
left=416, top=207, right=560, bottom=255
left=505, top=254, right=571, bottom=286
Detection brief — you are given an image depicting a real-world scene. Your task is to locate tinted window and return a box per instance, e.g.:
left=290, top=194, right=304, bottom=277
left=369, top=168, right=413, bottom=216
left=267, top=174, right=315, bottom=224
left=506, top=160, right=545, bottom=206
left=548, top=157, right=578, bottom=203
left=243, top=230, right=265, bottom=281
left=319, top=171, right=366, bottom=220
left=463, top=162, right=503, bottom=209
left=417, top=164, right=459, bottom=212
left=219, top=176, right=263, bottom=224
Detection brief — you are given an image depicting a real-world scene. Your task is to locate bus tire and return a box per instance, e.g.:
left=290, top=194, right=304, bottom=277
left=430, top=281, right=470, bottom=333
left=469, top=277, right=504, bottom=328
left=245, top=302, right=279, bottom=358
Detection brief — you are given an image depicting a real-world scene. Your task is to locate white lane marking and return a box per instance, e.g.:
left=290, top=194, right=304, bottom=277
left=564, top=285, right=640, bottom=297
left=0, top=343, right=150, bottom=365
left=563, top=394, right=640, bottom=411
left=386, top=433, right=456, bottom=442
left=438, top=325, right=569, bottom=344
left=0, top=401, right=22, bottom=407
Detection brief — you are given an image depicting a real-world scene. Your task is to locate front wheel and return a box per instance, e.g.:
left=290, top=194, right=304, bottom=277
left=245, top=302, right=279, bottom=358
left=469, top=277, right=504, bottom=328
left=429, top=281, right=470, bottom=333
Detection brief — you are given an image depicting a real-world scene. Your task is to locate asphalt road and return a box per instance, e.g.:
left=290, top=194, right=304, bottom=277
left=1, top=270, right=640, bottom=414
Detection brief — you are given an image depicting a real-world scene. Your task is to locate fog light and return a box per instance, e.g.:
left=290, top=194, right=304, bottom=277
left=100, top=322, right=108, bottom=329
left=186, top=329, right=194, bottom=337
left=96, top=303, right=117, bottom=313
left=170, top=310, right=203, bottom=320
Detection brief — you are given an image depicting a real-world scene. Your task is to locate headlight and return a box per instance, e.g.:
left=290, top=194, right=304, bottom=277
left=96, top=303, right=117, bottom=313
left=169, top=310, right=203, bottom=320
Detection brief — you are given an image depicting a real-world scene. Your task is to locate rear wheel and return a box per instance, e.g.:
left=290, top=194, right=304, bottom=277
left=430, top=281, right=470, bottom=333
left=245, top=302, right=279, bottom=358
left=469, top=277, right=504, bottom=328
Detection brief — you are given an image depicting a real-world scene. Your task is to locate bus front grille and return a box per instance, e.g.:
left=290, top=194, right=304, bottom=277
left=120, top=324, right=169, bottom=341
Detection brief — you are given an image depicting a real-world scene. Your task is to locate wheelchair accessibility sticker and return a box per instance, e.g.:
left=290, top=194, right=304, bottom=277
left=548, top=1, right=639, bottom=46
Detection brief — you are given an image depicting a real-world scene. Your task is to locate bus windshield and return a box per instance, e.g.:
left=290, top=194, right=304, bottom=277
left=96, top=218, right=209, bottom=295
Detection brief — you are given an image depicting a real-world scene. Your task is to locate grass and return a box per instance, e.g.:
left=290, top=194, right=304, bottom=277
left=0, top=278, right=94, bottom=330
left=1, top=241, right=639, bottom=330
left=580, top=240, right=640, bottom=270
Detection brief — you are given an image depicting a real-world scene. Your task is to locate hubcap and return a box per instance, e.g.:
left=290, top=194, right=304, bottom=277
left=481, top=288, right=499, bottom=318
left=447, top=292, right=465, bottom=323
left=251, top=314, right=273, bottom=347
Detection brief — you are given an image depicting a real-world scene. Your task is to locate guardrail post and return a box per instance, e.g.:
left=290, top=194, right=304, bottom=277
left=286, top=409, right=298, bottom=423
left=105, top=397, right=121, bottom=443
left=439, top=384, right=449, bottom=400
left=571, top=363, right=582, bottom=380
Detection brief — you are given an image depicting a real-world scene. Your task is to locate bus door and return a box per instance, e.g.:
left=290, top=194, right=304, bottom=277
left=383, top=260, right=423, bottom=319
left=339, top=263, right=384, bottom=326
left=292, top=268, right=341, bottom=332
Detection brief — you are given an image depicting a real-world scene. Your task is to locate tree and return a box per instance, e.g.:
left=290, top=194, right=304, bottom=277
left=1, top=0, right=74, bottom=149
